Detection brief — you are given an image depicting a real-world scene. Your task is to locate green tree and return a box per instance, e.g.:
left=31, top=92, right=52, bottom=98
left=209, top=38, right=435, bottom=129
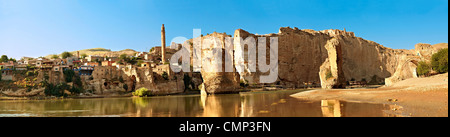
left=149, top=47, right=155, bottom=52
left=137, top=60, right=144, bottom=66
left=431, top=48, right=448, bottom=73
left=80, top=53, right=88, bottom=59
left=71, top=75, right=84, bottom=94
left=417, top=61, right=431, bottom=76
left=95, top=59, right=102, bottom=65
left=61, top=51, right=73, bottom=59
left=26, top=71, right=35, bottom=76
left=119, top=54, right=128, bottom=60
left=73, top=75, right=83, bottom=88
left=51, top=54, right=59, bottom=59
left=44, top=83, right=69, bottom=97
left=69, top=86, right=82, bottom=94
left=1, top=55, right=8, bottom=62
left=63, top=69, right=75, bottom=82
left=8, top=58, right=16, bottom=62
left=126, top=57, right=138, bottom=65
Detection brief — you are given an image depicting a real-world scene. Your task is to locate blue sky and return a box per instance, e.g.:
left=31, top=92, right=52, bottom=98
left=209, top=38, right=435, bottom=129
left=0, top=0, right=448, bottom=59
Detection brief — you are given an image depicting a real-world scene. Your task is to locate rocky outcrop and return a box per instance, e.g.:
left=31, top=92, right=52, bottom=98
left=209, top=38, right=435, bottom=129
left=414, top=43, right=448, bottom=60
left=235, top=28, right=330, bottom=88
left=181, top=27, right=425, bottom=90
left=385, top=43, right=448, bottom=86
left=197, top=32, right=241, bottom=94
left=88, top=66, right=129, bottom=94
left=319, top=38, right=346, bottom=89
left=234, top=27, right=436, bottom=88
left=86, top=65, right=184, bottom=95
left=384, top=57, right=419, bottom=86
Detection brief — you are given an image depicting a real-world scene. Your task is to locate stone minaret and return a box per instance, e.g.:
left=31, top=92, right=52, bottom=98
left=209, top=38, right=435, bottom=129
left=161, top=24, right=166, bottom=63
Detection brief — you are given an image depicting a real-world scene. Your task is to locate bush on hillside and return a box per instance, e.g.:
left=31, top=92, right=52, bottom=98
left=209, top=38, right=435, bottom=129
left=417, top=61, right=431, bottom=76
left=431, top=48, right=448, bottom=73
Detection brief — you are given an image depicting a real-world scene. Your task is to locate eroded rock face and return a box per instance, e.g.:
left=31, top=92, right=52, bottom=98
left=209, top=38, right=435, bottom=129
left=235, top=27, right=434, bottom=88
left=319, top=38, right=346, bottom=89
left=89, top=66, right=128, bottom=94
left=385, top=58, right=418, bottom=86
left=234, top=28, right=330, bottom=88
left=87, top=65, right=184, bottom=95
left=319, top=58, right=335, bottom=89
left=122, top=65, right=184, bottom=95
left=198, top=32, right=241, bottom=94
left=178, top=27, right=446, bottom=91
left=385, top=43, right=448, bottom=86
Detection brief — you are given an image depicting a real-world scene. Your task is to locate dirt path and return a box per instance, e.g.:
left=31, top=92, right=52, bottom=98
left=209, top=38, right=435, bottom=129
left=291, top=73, right=448, bottom=117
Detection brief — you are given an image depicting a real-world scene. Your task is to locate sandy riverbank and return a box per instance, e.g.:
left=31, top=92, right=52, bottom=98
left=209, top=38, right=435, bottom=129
left=291, top=73, right=448, bottom=117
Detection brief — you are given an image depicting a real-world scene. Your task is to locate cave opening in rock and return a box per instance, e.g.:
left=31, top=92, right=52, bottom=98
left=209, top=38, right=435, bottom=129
left=131, top=75, right=137, bottom=91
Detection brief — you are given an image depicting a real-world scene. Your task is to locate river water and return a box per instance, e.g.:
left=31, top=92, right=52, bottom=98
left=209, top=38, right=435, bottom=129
left=0, top=90, right=393, bottom=117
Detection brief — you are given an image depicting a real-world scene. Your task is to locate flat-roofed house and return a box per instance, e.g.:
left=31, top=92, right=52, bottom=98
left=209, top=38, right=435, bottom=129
left=85, top=62, right=99, bottom=67
left=15, top=64, right=28, bottom=71
left=101, top=61, right=115, bottom=66
left=86, top=55, right=103, bottom=62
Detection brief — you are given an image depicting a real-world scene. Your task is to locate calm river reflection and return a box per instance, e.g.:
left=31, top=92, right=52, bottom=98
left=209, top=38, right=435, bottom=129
left=0, top=90, right=392, bottom=117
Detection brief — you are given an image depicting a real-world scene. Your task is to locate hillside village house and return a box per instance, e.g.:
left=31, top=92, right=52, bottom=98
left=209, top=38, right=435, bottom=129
left=66, top=56, right=79, bottom=66
left=15, top=64, right=27, bottom=71
left=37, top=60, right=54, bottom=71
left=85, top=62, right=100, bottom=67
left=16, top=60, right=25, bottom=65
left=24, top=60, right=36, bottom=66
left=144, top=54, right=155, bottom=61
left=141, top=61, right=152, bottom=68
left=106, top=57, right=119, bottom=62
left=0, top=61, right=15, bottom=81
left=78, top=65, right=94, bottom=75
left=136, top=52, right=148, bottom=59
left=79, top=58, right=88, bottom=63
left=73, top=60, right=82, bottom=66
left=86, top=55, right=103, bottom=62
left=101, top=61, right=116, bottom=66
left=54, top=59, right=65, bottom=65
left=35, top=58, right=49, bottom=67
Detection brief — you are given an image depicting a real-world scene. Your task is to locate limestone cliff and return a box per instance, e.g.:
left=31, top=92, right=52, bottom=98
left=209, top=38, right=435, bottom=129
left=234, top=28, right=330, bottom=88
left=385, top=43, right=448, bottom=86
left=234, top=27, right=436, bottom=88
left=87, top=65, right=184, bottom=95
left=197, top=32, right=241, bottom=94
